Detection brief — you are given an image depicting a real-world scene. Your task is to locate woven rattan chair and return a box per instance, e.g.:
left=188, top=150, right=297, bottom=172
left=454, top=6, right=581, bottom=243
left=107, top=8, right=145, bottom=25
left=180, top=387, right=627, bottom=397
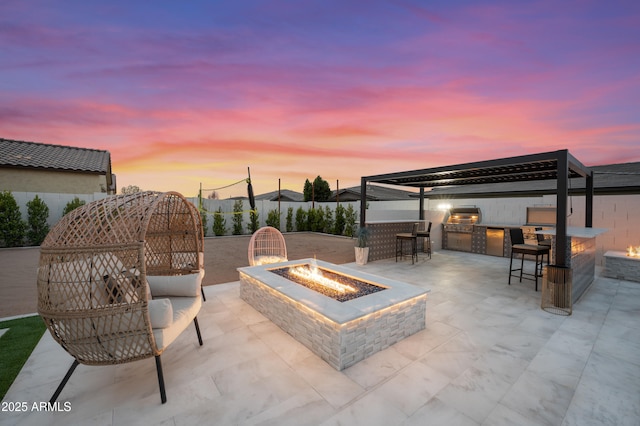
left=248, top=226, right=288, bottom=266
left=37, top=191, right=205, bottom=404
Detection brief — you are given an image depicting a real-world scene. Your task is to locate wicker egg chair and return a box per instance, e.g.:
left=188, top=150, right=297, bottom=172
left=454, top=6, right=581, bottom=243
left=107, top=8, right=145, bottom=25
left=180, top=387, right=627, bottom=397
left=38, top=191, right=205, bottom=404
left=248, top=226, right=288, bottom=266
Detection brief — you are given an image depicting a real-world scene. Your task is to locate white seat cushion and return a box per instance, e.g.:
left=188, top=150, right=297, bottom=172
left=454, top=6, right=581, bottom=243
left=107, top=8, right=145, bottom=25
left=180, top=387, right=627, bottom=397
left=148, top=298, right=173, bottom=329
left=152, top=295, right=202, bottom=351
left=254, top=255, right=287, bottom=265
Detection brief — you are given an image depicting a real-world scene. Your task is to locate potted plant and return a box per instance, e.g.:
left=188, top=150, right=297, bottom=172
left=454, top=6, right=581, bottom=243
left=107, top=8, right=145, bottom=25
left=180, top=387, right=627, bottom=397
left=354, top=226, right=370, bottom=265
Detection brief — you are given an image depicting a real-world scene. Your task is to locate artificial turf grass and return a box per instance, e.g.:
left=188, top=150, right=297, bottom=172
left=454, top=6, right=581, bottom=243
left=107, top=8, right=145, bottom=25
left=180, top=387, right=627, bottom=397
left=0, top=315, right=47, bottom=401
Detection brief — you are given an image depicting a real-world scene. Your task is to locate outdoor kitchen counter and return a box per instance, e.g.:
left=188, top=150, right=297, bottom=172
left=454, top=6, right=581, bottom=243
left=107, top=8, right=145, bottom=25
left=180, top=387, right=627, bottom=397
left=535, top=227, right=607, bottom=239
left=535, top=227, right=607, bottom=303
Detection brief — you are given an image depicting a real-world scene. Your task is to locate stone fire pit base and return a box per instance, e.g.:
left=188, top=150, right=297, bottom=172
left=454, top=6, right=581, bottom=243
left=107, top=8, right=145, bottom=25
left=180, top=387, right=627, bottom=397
left=604, top=251, right=640, bottom=283
left=238, top=259, right=428, bottom=370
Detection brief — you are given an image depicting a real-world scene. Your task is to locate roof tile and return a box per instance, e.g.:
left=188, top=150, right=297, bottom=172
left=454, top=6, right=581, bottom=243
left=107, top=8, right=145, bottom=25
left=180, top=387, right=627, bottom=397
left=0, top=138, right=110, bottom=173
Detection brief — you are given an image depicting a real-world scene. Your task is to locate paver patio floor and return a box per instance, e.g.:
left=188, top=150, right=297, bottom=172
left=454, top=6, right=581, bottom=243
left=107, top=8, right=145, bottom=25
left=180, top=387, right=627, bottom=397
left=2, top=250, right=639, bottom=425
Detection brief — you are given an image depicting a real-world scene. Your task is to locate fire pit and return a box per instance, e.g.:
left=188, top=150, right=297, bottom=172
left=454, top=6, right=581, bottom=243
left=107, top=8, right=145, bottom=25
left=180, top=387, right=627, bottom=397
left=604, top=250, right=640, bottom=283
left=238, top=258, right=428, bottom=370
left=269, top=259, right=385, bottom=302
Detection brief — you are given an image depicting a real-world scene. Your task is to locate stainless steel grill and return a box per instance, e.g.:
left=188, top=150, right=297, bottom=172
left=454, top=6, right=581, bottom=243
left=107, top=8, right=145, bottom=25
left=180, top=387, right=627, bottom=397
left=444, top=207, right=481, bottom=233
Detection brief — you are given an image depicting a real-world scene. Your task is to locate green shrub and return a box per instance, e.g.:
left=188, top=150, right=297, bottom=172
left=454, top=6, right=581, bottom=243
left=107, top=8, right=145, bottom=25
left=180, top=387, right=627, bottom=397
left=266, top=209, right=281, bottom=229
left=232, top=200, right=244, bottom=235
left=286, top=207, right=293, bottom=232
left=199, top=209, right=209, bottom=237
left=213, top=207, right=226, bottom=236
left=295, top=207, right=307, bottom=232
left=307, top=207, right=325, bottom=232
left=333, top=204, right=345, bottom=236
left=307, top=208, right=316, bottom=232
left=355, top=226, right=370, bottom=247
left=344, top=204, right=357, bottom=237
left=63, top=197, right=86, bottom=216
left=323, top=206, right=334, bottom=234
left=26, top=195, right=50, bottom=245
left=0, top=191, right=26, bottom=247
left=249, top=209, right=259, bottom=233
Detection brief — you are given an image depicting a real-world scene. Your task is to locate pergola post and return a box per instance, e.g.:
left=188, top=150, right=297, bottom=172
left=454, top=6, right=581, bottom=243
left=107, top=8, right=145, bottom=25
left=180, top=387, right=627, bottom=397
left=360, top=177, right=367, bottom=228
left=556, top=150, right=569, bottom=267
left=586, top=171, right=594, bottom=227
left=419, top=187, right=425, bottom=220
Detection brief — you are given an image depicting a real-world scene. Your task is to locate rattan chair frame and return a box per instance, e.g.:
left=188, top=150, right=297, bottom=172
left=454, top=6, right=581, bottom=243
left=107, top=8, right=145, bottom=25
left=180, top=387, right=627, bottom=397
left=37, top=191, right=204, bottom=403
left=248, top=226, right=288, bottom=266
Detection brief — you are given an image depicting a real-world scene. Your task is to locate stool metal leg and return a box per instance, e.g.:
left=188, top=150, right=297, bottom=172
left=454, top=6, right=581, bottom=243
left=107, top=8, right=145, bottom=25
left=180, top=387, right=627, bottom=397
left=509, top=252, right=514, bottom=285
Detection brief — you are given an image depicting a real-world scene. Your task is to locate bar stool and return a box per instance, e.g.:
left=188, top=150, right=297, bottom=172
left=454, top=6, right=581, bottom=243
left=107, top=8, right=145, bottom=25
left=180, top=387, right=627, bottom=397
left=508, top=227, right=549, bottom=291
left=415, top=222, right=432, bottom=259
left=535, top=227, right=552, bottom=249
left=396, top=223, right=419, bottom=264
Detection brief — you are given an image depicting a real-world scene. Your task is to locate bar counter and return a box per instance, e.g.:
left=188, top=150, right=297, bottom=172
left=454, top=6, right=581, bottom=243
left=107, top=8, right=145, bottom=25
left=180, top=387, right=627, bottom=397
left=366, top=220, right=427, bottom=262
left=536, top=227, right=607, bottom=303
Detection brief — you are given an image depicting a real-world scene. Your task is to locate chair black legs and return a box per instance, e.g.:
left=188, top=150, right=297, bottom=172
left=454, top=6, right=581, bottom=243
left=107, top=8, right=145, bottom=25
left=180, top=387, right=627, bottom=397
left=508, top=253, right=515, bottom=285
left=396, top=237, right=417, bottom=264
left=50, top=358, right=168, bottom=405
left=201, top=287, right=207, bottom=301
left=50, top=319, right=204, bottom=406
left=50, top=359, right=80, bottom=403
left=155, top=356, right=167, bottom=404
left=425, top=235, right=432, bottom=259
left=155, top=319, right=203, bottom=404
left=509, top=251, right=549, bottom=291
left=194, top=317, right=203, bottom=346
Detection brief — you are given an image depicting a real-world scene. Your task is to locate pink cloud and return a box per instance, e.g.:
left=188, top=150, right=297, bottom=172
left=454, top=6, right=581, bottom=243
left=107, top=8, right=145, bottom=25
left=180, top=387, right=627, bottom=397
left=2, top=1, right=639, bottom=197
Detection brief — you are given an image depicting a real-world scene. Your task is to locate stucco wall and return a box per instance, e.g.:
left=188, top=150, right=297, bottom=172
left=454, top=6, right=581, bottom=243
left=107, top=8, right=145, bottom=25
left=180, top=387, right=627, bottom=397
left=0, top=168, right=108, bottom=194
left=6, top=190, right=640, bottom=263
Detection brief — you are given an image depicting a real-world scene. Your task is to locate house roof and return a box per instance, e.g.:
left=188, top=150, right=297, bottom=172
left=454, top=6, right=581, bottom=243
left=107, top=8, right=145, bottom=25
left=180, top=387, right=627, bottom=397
left=0, top=138, right=111, bottom=174
left=253, top=186, right=416, bottom=202
left=254, top=189, right=305, bottom=202
left=334, top=185, right=417, bottom=201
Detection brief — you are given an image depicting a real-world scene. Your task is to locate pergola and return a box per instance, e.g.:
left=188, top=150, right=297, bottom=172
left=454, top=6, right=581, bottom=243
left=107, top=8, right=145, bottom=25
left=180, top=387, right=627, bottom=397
left=360, top=149, right=594, bottom=267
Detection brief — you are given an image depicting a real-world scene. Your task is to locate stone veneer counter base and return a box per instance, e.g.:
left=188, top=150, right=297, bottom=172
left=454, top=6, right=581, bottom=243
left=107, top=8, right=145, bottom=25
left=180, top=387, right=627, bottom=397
left=238, top=259, right=428, bottom=370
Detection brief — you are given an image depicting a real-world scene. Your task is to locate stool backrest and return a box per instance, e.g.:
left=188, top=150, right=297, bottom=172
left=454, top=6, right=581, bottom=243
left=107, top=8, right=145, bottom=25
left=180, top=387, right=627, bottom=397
left=412, top=222, right=420, bottom=236
left=509, top=227, right=525, bottom=245
left=535, top=227, right=546, bottom=244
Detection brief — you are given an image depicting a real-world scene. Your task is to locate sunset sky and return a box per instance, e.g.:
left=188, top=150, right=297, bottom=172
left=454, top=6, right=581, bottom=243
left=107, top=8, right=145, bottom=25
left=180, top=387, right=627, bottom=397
left=2, top=1, right=639, bottom=198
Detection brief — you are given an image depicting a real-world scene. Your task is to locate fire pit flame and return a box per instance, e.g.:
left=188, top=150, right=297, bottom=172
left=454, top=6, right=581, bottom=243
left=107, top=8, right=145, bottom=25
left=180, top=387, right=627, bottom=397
left=289, top=261, right=356, bottom=294
left=627, top=246, right=640, bottom=257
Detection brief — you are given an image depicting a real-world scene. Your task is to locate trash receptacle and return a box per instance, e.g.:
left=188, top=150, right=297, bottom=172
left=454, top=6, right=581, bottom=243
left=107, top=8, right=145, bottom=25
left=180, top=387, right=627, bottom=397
left=541, top=265, right=572, bottom=316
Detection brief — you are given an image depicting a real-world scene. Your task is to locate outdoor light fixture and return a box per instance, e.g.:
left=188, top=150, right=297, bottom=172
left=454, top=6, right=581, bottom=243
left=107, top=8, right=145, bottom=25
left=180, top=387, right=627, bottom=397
left=437, top=203, right=452, bottom=211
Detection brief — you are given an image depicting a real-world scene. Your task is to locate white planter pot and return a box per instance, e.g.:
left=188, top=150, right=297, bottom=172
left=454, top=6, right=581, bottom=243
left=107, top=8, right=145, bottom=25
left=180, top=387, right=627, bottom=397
left=355, top=247, right=369, bottom=265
